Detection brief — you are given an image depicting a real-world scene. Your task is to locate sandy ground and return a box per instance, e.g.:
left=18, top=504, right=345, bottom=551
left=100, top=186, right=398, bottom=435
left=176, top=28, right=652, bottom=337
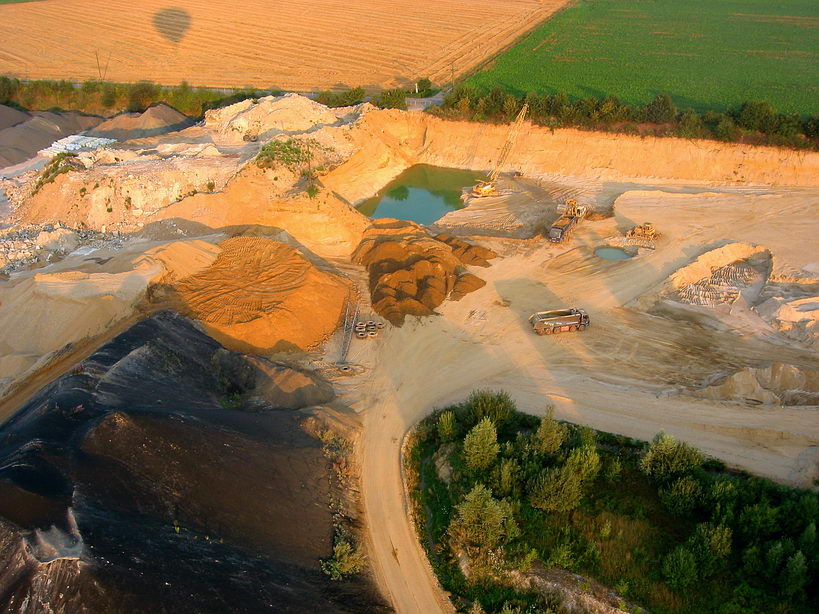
left=329, top=190, right=819, bottom=613
left=0, top=0, right=567, bottom=89
left=2, top=97, right=819, bottom=613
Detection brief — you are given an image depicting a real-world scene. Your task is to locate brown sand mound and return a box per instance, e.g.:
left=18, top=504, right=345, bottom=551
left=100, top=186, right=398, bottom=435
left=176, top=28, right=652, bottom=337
left=353, top=219, right=495, bottom=326
left=0, top=111, right=102, bottom=167
left=165, top=236, right=352, bottom=352
left=87, top=103, right=194, bottom=141
left=0, top=104, right=29, bottom=132
left=693, top=363, right=819, bottom=406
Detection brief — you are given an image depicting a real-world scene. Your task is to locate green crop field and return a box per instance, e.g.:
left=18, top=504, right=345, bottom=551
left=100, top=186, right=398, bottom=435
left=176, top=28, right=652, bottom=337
left=467, top=0, right=819, bottom=115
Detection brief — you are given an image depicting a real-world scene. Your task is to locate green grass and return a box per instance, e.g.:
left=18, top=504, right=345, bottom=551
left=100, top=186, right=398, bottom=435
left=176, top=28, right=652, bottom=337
left=467, top=0, right=819, bottom=115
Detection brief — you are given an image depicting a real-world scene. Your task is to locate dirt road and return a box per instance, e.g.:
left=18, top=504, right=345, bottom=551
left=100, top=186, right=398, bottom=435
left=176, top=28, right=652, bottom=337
left=335, top=189, right=819, bottom=613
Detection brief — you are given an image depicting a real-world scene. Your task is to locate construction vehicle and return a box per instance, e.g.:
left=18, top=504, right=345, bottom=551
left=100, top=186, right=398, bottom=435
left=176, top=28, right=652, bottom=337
left=471, top=104, right=528, bottom=197
left=626, top=222, right=660, bottom=241
left=529, top=309, right=590, bottom=335
left=547, top=199, right=587, bottom=243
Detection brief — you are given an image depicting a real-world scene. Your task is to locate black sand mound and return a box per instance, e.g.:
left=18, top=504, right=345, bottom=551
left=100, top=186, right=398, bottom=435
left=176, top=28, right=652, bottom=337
left=0, top=311, right=388, bottom=613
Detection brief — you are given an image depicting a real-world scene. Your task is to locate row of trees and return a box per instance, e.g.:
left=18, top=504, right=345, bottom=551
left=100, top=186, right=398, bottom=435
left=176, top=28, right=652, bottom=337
left=410, top=390, right=818, bottom=614
left=434, top=86, right=819, bottom=150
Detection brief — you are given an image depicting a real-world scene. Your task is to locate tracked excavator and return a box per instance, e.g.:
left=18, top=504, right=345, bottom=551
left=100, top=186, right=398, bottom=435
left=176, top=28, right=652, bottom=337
left=471, top=103, right=529, bottom=197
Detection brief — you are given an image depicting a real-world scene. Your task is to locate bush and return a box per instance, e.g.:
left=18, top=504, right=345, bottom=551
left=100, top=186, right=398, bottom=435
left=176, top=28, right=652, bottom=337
left=659, top=475, right=703, bottom=517
left=321, top=531, right=366, bottom=580
left=639, top=431, right=703, bottom=481
left=736, top=100, right=776, bottom=132
left=688, top=523, right=732, bottom=577
left=463, top=417, right=500, bottom=471
left=663, top=546, right=698, bottom=590
left=0, top=76, right=19, bottom=104
left=565, top=445, right=600, bottom=482
left=532, top=408, right=567, bottom=455
left=780, top=551, right=808, bottom=596
left=644, top=93, right=676, bottom=123
left=491, top=458, right=522, bottom=498
left=529, top=466, right=581, bottom=513
left=315, top=86, right=365, bottom=108
left=469, top=390, right=515, bottom=426
left=127, top=81, right=159, bottom=112
left=374, top=88, right=407, bottom=110
left=101, top=83, right=117, bottom=108
left=256, top=138, right=314, bottom=171
left=437, top=410, right=458, bottom=442
left=448, top=483, right=518, bottom=555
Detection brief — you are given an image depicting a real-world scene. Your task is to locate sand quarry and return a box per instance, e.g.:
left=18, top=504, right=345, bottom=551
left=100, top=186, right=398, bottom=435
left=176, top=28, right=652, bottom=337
left=0, top=0, right=567, bottom=89
left=0, top=94, right=818, bottom=613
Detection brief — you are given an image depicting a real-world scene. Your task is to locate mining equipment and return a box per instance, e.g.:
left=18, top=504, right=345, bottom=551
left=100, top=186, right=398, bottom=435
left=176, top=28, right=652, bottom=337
left=626, top=221, right=659, bottom=240
left=529, top=309, right=590, bottom=335
left=471, top=104, right=529, bottom=197
left=547, top=199, right=587, bottom=243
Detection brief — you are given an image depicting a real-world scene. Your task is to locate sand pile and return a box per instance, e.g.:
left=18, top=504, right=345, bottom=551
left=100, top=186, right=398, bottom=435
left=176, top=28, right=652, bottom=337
left=0, top=111, right=102, bottom=168
left=203, top=93, right=343, bottom=139
left=693, top=363, right=819, bottom=406
left=86, top=103, right=194, bottom=141
left=353, top=219, right=495, bottom=326
left=0, top=239, right=221, bottom=395
left=757, top=293, right=819, bottom=350
left=157, top=236, right=352, bottom=353
left=0, top=105, right=28, bottom=131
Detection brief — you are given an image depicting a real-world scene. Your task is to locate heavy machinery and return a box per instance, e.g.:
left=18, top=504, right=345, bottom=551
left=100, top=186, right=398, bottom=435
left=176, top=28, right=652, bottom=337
left=547, top=199, right=587, bottom=243
left=471, top=104, right=529, bottom=197
left=626, top=222, right=660, bottom=241
left=529, top=309, right=590, bottom=335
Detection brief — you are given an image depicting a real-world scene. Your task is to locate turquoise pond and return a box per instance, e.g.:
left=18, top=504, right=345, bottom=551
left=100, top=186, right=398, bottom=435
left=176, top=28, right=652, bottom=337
left=357, top=165, right=485, bottom=225
left=595, top=247, right=633, bottom=260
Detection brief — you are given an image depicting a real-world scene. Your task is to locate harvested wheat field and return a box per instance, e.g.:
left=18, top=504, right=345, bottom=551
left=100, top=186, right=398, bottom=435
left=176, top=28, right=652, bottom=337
left=0, top=0, right=568, bottom=89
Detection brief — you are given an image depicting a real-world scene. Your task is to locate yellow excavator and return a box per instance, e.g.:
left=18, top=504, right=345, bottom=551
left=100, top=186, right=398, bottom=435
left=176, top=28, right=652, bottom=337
left=471, top=103, right=529, bottom=198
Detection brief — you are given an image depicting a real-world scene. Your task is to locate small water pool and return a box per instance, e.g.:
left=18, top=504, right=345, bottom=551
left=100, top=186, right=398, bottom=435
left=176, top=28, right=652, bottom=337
left=595, top=247, right=633, bottom=261
left=357, top=164, right=484, bottom=225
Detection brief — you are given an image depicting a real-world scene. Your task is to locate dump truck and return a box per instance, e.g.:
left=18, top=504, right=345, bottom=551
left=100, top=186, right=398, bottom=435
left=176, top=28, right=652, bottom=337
left=529, top=309, right=590, bottom=335
left=547, top=200, right=587, bottom=243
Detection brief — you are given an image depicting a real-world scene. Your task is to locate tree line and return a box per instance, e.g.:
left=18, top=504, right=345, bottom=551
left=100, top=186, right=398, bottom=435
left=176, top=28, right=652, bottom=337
left=408, top=390, right=818, bottom=614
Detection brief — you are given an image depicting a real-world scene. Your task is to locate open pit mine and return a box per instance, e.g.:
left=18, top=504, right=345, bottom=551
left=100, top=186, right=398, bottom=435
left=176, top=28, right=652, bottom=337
left=0, top=93, right=817, bottom=613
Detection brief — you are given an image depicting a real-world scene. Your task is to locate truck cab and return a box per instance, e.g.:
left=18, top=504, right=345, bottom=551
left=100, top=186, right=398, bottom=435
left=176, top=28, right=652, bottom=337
left=529, top=308, right=590, bottom=335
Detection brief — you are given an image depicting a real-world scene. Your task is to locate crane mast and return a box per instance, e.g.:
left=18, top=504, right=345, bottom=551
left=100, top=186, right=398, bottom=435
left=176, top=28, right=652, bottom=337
left=471, top=103, right=528, bottom=197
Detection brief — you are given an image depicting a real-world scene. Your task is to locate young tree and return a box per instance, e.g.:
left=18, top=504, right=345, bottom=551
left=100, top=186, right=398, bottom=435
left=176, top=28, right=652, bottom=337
left=374, top=88, right=407, bottom=110
left=529, top=466, right=582, bottom=513
left=688, top=523, right=732, bottom=577
left=645, top=93, right=676, bottom=123
left=463, top=417, right=500, bottom=471
left=437, top=410, right=457, bottom=442
left=659, top=475, right=702, bottom=517
left=468, top=389, right=516, bottom=426
left=532, top=407, right=567, bottom=455
left=639, top=431, right=703, bottom=481
left=780, top=551, right=808, bottom=597
left=491, top=457, right=522, bottom=498
left=447, top=483, right=518, bottom=554
left=566, top=445, right=601, bottom=482
left=663, top=546, right=698, bottom=590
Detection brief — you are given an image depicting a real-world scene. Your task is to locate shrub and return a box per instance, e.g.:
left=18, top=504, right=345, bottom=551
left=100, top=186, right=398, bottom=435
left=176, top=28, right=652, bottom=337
left=463, top=417, right=500, bottom=471
left=321, top=530, right=366, bottom=580
left=468, top=389, right=515, bottom=426
left=101, top=84, right=117, bottom=108
left=739, top=501, right=780, bottom=540
left=127, top=81, right=159, bottom=112
left=0, top=76, right=19, bottom=104
left=688, top=523, right=732, bottom=577
left=206, top=180, right=215, bottom=192
left=256, top=138, right=314, bottom=171
left=565, top=445, right=600, bottom=482
left=714, top=116, right=740, bottom=141
left=736, top=100, right=776, bottom=132
left=374, top=88, right=407, bottom=110
left=491, top=457, right=522, bottom=498
left=529, top=466, right=582, bottom=513
left=677, top=109, right=704, bottom=138
left=663, top=546, right=698, bottom=590
left=532, top=407, right=567, bottom=455
left=315, top=86, right=365, bottom=108
left=437, top=410, right=457, bottom=442
left=645, top=93, right=676, bottom=123
left=659, top=475, right=703, bottom=517
left=447, top=483, right=518, bottom=554
left=306, top=183, right=320, bottom=199
left=780, top=550, right=808, bottom=596
left=639, top=431, right=703, bottom=481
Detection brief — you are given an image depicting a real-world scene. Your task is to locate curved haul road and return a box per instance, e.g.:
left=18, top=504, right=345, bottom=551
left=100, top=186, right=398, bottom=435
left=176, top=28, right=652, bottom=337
left=339, top=198, right=819, bottom=613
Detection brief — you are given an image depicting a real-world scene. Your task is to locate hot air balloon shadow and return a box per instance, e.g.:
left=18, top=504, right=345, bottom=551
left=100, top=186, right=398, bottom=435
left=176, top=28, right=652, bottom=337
left=153, top=8, right=191, bottom=44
